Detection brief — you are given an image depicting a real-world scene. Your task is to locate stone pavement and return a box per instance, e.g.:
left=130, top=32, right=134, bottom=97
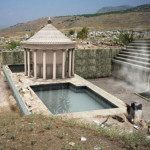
left=88, top=77, right=150, bottom=122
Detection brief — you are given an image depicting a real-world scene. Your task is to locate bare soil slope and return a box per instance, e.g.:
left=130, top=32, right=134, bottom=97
left=0, top=113, right=150, bottom=150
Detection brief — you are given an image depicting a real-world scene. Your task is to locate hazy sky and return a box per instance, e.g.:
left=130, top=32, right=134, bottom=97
left=0, top=0, right=150, bottom=27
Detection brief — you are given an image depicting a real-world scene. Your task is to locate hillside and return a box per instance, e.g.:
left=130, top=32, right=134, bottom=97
left=97, top=5, right=132, bottom=13
left=96, top=4, right=150, bottom=14
left=0, top=4, right=150, bottom=36
left=127, top=4, right=150, bottom=12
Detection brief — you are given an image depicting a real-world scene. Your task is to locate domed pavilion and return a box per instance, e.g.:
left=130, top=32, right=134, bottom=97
left=22, top=18, right=76, bottom=80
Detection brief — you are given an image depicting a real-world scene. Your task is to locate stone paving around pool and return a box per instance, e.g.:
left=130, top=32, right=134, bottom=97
left=88, top=77, right=150, bottom=122
left=4, top=65, right=126, bottom=119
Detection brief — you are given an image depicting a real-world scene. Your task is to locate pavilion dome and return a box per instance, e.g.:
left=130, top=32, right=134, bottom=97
left=22, top=19, right=76, bottom=50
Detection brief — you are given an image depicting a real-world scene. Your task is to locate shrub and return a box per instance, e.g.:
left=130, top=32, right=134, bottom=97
left=77, top=27, right=89, bottom=40
left=6, top=41, right=22, bottom=50
left=68, top=29, right=75, bottom=36
left=111, top=31, right=144, bottom=46
left=118, top=32, right=134, bottom=45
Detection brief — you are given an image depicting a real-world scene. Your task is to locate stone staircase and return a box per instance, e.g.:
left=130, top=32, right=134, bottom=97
left=112, top=39, right=150, bottom=89
left=113, top=39, right=150, bottom=69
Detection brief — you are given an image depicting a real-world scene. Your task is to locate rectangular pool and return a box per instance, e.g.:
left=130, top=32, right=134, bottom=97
left=31, top=83, right=117, bottom=115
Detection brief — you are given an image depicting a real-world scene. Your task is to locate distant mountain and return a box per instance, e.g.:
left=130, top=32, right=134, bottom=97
left=97, top=5, right=133, bottom=13
left=127, top=4, right=150, bottom=12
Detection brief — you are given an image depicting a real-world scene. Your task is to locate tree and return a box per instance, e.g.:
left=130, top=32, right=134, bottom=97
left=68, top=29, right=75, bottom=36
left=6, top=41, right=22, bottom=50
left=77, top=27, right=89, bottom=40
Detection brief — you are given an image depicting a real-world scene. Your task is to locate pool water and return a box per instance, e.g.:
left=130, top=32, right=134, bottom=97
left=31, top=83, right=117, bottom=115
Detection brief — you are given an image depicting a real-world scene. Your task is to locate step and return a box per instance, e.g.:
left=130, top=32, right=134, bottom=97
left=129, top=43, right=150, bottom=46
left=117, top=54, right=150, bottom=63
left=112, top=59, right=150, bottom=71
left=120, top=51, right=150, bottom=58
left=132, top=40, right=150, bottom=43
left=134, top=39, right=150, bottom=42
left=122, top=49, right=150, bottom=54
left=126, top=46, right=150, bottom=50
left=114, top=56, right=150, bottom=68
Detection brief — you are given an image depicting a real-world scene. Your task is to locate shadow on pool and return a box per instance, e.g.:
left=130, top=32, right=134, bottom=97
left=138, top=91, right=150, bottom=101
left=8, top=64, right=32, bottom=73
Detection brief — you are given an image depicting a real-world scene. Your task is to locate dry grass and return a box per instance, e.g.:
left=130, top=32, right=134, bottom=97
left=0, top=112, right=150, bottom=150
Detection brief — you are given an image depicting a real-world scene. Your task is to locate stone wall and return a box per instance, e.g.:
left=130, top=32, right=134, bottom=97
left=2, top=50, right=24, bottom=65
left=75, top=49, right=120, bottom=78
left=2, top=49, right=121, bottom=78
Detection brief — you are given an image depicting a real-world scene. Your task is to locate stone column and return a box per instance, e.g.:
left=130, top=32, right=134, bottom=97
left=27, top=49, right=31, bottom=77
left=33, top=50, right=37, bottom=79
left=68, top=49, right=72, bottom=77
left=62, top=50, right=66, bottom=79
left=43, top=50, right=47, bottom=80
left=71, top=49, right=75, bottom=76
left=24, top=49, right=27, bottom=76
left=53, top=51, right=56, bottom=79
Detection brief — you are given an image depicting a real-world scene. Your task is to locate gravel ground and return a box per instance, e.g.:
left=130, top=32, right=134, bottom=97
left=88, top=77, right=150, bottom=122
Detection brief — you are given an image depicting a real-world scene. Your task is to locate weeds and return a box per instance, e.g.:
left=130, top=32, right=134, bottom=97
left=123, top=131, right=148, bottom=149
left=28, top=114, right=35, bottom=123
left=0, top=119, right=10, bottom=127
left=19, top=125, right=27, bottom=132
left=0, top=128, right=4, bottom=136
left=31, top=135, right=37, bottom=146
left=38, top=125, right=46, bottom=133
left=6, top=132, right=16, bottom=140
left=30, top=123, right=34, bottom=132
left=44, top=122, right=53, bottom=130
left=104, top=128, right=122, bottom=141
left=0, top=112, right=150, bottom=149
left=57, top=130, right=66, bottom=139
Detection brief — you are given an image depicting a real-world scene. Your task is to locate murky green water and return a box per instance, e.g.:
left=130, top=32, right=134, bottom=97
left=36, top=88, right=115, bottom=115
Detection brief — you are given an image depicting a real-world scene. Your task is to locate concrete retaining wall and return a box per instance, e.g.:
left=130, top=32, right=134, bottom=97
left=2, top=49, right=121, bottom=78
left=112, top=60, right=150, bottom=90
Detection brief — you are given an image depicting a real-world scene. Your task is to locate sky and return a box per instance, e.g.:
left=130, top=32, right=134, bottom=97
left=0, top=0, right=150, bottom=27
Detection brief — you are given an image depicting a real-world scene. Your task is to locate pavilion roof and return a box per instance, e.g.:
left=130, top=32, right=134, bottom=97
left=22, top=20, right=75, bottom=50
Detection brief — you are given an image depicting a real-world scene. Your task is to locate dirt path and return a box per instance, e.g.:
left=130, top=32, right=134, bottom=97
left=88, top=77, right=150, bottom=122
